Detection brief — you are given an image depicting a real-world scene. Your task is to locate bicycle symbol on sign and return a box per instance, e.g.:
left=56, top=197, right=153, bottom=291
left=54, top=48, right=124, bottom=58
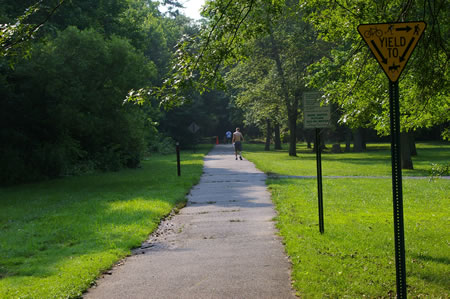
left=364, top=27, right=383, bottom=38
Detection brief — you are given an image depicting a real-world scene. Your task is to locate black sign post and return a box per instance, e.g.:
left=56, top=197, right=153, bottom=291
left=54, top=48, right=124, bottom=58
left=176, top=142, right=181, bottom=176
left=389, top=80, right=406, bottom=298
left=315, top=128, right=324, bottom=234
left=358, top=21, right=426, bottom=299
left=303, top=92, right=330, bottom=234
left=188, top=122, right=200, bottom=153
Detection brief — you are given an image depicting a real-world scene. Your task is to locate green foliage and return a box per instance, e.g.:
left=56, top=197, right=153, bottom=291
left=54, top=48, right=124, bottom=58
left=0, top=0, right=209, bottom=185
left=302, top=0, right=449, bottom=136
left=0, top=26, right=157, bottom=184
left=159, top=89, right=234, bottom=146
left=226, top=56, right=286, bottom=131
left=429, top=162, right=450, bottom=180
left=0, top=146, right=211, bottom=298
left=160, top=0, right=448, bottom=143
left=154, top=136, right=176, bottom=155
left=155, top=0, right=267, bottom=106
left=0, top=0, right=65, bottom=63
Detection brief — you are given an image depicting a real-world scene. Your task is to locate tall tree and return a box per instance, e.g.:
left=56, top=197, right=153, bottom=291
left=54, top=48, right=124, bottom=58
left=157, top=0, right=326, bottom=156
left=303, top=0, right=449, bottom=168
left=225, top=56, right=286, bottom=151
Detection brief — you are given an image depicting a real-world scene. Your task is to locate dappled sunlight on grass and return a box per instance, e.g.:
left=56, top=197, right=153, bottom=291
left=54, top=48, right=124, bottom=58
left=268, top=178, right=449, bottom=297
left=245, top=142, right=449, bottom=177
left=258, top=141, right=450, bottom=297
left=0, top=145, right=212, bottom=298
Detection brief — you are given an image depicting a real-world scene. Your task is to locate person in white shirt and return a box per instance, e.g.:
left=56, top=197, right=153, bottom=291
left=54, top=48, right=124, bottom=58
left=225, top=130, right=232, bottom=144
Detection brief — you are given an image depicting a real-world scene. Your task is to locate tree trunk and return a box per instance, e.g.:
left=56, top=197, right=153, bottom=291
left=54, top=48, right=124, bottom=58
left=345, top=127, right=352, bottom=152
left=353, top=128, right=364, bottom=152
left=409, top=132, right=417, bottom=156
left=268, top=23, right=296, bottom=156
left=274, top=122, right=282, bottom=150
left=265, top=119, right=271, bottom=151
left=305, top=129, right=313, bottom=149
left=361, top=128, right=367, bottom=150
left=401, top=132, right=414, bottom=169
left=331, top=143, right=342, bottom=153
left=288, top=111, right=297, bottom=156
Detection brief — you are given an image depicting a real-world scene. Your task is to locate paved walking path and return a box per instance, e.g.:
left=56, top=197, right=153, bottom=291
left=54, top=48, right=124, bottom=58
left=85, top=144, right=295, bottom=299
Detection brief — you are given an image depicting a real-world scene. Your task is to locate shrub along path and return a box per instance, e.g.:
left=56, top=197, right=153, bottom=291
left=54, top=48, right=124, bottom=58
left=85, top=144, right=295, bottom=298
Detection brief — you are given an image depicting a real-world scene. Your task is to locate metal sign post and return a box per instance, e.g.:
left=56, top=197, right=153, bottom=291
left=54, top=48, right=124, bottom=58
left=188, top=122, right=200, bottom=153
left=389, top=80, right=406, bottom=297
left=358, top=21, right=426, bottom=299
left=303, top=92, right=330, bottom=234
left=315, top=128, right=324, bottom=234
left=176, top=142, right=181, bottom=176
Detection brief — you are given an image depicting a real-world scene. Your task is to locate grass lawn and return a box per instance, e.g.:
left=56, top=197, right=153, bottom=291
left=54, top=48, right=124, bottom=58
left=0, top=144, right=212, bottom=298
left=244, top=142, right=450, bottom=177
left=244, top=142, right=449, bottom=297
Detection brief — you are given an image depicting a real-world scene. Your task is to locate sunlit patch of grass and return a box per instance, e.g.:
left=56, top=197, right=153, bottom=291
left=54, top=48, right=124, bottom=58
left=245, top=142, right=449, bottom=297
left=244, top=142, right=450, bottom=177
left=0, top=145, right=212, bottom=298
left=268, top=178, right=449, bottom=297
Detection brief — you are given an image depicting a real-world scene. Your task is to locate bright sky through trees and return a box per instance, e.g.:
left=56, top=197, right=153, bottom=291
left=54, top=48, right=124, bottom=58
left=182, top=0, right=204, bottom=19
left=159, top=0, right=204, bottom=20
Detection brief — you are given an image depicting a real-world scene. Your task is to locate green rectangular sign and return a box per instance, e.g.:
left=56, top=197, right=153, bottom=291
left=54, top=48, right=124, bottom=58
left=303, top=92, right=330, bottom=129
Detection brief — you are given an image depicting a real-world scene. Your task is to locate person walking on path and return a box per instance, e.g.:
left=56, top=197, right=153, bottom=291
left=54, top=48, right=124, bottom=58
left=232, top=127, right=244, bottom=160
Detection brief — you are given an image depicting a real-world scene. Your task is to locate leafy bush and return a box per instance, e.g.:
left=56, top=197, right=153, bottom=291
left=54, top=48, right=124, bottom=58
left=429, top=162, right=450, bottom=180
left=157, top=136, right=176, bottom=155
left=0, top=27, right=158, bottom=184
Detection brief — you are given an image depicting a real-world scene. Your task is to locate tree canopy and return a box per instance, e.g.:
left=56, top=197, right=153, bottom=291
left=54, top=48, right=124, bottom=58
left=1, top=0, right=448, bottom=184
left=0, top=0, right=231, bottom=184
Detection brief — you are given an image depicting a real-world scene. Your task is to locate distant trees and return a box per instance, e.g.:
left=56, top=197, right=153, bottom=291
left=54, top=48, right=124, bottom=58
left=0, top=0, right=207, bottom=184
left=162, top=0, right=447, bottom=166
left=0, top=27, right=155, bottom=182
left=302, top=0, right=449, bottom=168
left=225, top=56, right=285, bottom=151
left=2, top=0, right=447, bottom=184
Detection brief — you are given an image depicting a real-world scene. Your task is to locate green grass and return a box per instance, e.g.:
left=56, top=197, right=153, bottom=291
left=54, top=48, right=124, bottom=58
left=268, top=178, right=449, bottom=297
left=0, top=144, right=212, bottom=298
left=244, top=142, right=450, bottom=297
left=244, top=142, right=450, bottom=177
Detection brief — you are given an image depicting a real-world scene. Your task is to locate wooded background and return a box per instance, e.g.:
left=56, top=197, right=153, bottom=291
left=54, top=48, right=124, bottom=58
left=1, top=0, right=448, bottom=184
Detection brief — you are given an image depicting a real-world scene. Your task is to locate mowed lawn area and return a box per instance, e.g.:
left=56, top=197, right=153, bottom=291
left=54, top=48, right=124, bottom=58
left=0, top=145, right=212, bottom=298
left=244, top=142, right=449, bottom=298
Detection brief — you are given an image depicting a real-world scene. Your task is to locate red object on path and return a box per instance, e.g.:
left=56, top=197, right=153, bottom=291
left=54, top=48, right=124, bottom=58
left=216, top=136, right=219, bottom=144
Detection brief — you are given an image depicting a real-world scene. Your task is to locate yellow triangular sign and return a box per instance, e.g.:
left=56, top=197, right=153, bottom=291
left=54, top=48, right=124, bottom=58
left=358, top=22, right=426, bottom=82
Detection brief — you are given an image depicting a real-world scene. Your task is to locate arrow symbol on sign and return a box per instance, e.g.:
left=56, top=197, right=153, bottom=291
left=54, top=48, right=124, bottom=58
left=396, top=25, right=412, bottom=32
left=399, top=37, right=415, bottom=62
left=370, top=40, right=388, bottom=64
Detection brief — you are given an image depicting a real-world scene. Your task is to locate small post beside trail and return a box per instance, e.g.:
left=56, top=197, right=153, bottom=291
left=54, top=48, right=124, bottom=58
left=315, top=128, right=324, bottom=234
left=188, top=122, right=200, bottom=153
left=303, top=91, right=331, bottom=234
left=176, top=142, right=181, bottom=176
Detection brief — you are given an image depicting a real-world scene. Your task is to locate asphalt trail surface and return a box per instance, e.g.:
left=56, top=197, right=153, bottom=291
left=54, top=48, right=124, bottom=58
left=85, top=144, right=295, bottom=299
